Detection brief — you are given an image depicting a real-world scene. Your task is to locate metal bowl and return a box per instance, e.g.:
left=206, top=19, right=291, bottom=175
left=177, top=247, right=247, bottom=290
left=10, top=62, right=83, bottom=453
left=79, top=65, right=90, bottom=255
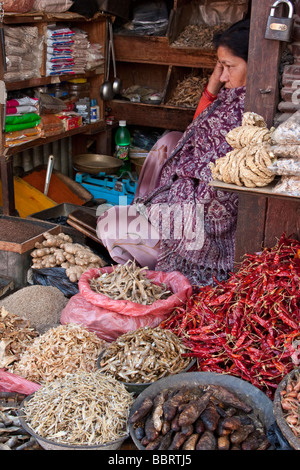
left=73, top=154, right=123, bottom=175
left=273, top=367, right=300, bottom=450
left=97, top=351, right=196, bottom=394
left=18, top=394, right=128, bottom=451
left=128, top=371, right=275, bottom=450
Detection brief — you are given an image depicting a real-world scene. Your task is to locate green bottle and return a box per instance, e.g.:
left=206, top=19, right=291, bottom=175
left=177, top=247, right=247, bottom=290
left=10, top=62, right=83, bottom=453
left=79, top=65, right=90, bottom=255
left=115, top=120, right=131, bottom=172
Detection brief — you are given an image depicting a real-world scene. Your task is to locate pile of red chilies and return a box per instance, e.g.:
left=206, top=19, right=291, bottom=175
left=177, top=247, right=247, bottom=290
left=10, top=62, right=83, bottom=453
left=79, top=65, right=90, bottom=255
left=161, top=233, right=300, bottom=398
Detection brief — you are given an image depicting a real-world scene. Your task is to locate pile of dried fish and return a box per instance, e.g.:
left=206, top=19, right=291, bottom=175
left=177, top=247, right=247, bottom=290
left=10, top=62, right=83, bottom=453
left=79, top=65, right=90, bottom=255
left=167, top=75, right=208, bottom=108
left=11, top=324, right=108, bottom=384
left=130, top=384, right=270, bottom=450
left=0, top=393, right=41, bottom=450
left=171, top=24, right=231, bottom=49
left=90, top=261, right=172, bottom=305
left=0, top=307, right=39, bottom=369
left=99, top=327, right=192, bottom=384
left=21, top=372, right=133, bottom=446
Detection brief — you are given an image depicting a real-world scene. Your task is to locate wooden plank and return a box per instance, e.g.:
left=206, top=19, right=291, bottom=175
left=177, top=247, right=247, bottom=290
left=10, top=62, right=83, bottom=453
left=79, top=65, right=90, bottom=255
left=210, top=180, right=300, bottom=201
left=109, top=100, right=194, bottom=131
left=114, top=35, right=217, bottom=68
left=244, top=0, right=283, bottom=127
left=264, top=198, right=300, bottom=247
left=234, top=193, right=267, bottom=266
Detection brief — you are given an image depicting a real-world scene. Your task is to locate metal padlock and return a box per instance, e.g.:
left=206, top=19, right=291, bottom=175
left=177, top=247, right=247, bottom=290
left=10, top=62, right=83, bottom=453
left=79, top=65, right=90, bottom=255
left=265, top=0, right=294, bottom=42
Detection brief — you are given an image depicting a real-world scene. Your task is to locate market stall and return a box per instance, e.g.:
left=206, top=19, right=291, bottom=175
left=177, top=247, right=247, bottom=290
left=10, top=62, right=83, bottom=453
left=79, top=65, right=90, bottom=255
left=0, top=0, right=300, bottom=454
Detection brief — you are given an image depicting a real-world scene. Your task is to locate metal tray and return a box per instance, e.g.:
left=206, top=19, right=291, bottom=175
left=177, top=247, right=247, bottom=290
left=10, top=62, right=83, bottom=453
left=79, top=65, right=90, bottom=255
left=73, top=154, right=123, bottom=175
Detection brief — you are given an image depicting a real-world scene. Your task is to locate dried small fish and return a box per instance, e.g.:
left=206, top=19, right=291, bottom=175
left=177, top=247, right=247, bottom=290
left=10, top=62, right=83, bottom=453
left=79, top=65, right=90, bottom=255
left=171, top=24, right=232, bottom=49
left=0, top=307, right=39, bottom=368
left=167, top=75, right=209, bottom=109
left=11, top=324, right=108, bottom=384
left=0, top=394, right=41, bottom=450
left=21, top=371, right=133, bottom=446
left=99, top=326, right=192, bottom=384
left=90, top=261, right=172, bottom=305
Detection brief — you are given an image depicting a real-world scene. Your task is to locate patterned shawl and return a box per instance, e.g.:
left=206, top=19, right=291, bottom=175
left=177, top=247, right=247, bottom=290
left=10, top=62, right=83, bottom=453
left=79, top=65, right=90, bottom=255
left=135, top=86, right=246, bottom=286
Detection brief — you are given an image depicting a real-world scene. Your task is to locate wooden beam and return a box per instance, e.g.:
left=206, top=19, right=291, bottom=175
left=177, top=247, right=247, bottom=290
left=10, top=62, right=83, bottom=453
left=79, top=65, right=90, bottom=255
left=245, top=0, right=283, bottom=127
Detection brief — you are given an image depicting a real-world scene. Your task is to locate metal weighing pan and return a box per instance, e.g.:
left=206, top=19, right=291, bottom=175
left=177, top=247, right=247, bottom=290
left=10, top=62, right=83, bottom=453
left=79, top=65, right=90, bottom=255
left=73, top=154, right=123, bottom=175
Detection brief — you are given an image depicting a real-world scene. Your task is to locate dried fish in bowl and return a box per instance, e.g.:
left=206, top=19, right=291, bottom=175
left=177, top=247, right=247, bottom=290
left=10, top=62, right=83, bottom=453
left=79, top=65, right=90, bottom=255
left=89, top=261, right=172, bottom=305
left=0, top=392, right=42, bottom=450
left=98, top=326, right=194, bottom=388
left=10, top=323, right=108, bottom=384
left=18, top=371, right=133, bottom=449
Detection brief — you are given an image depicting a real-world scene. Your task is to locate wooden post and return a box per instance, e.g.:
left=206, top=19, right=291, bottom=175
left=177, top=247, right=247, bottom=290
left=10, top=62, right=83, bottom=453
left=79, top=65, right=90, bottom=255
left=234, top=0, right=290, bottom=263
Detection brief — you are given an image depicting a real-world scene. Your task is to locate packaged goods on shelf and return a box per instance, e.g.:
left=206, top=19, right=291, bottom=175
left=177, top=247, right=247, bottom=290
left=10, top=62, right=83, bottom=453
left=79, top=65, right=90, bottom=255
left=4, top=26, right=43, bottom=82
left=46, top=25, right=75, bottom=76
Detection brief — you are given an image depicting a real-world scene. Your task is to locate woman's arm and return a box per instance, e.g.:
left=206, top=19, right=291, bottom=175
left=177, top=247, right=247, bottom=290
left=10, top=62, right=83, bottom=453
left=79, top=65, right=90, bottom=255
left=193, top=61, right=225, bottom=120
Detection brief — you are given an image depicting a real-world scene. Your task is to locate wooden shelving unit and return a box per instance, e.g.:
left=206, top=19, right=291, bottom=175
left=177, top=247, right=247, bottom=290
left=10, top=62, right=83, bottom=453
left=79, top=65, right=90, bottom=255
left=0, top=11, right=109, bottom=215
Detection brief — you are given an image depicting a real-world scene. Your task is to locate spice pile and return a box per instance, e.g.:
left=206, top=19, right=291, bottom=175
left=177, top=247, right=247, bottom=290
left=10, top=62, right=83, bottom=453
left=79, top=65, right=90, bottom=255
left=130, top=384, right=270, bottom=450
left=99, top=327, right=192, bottom=384
left=161, top=233, right=300, bottom=398
left=10, top=323, right=107, bottom=384
left=21, top=371, right=133, bottom=447
left=90, top=261, right=172, bottom=305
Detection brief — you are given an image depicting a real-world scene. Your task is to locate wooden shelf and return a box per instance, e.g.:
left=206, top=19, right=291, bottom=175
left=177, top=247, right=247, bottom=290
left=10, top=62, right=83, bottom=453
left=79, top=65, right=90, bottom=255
left=114, top=34, right=217, bottom=68
left=5, top=68, right=104, bottom=92
left=0, top=12, right=108, bottom=216
left=5, top=121, right=107, bottom=156
left=109, top=100, right=194, bottom=131
left=209, top=180, right=300, bottom=201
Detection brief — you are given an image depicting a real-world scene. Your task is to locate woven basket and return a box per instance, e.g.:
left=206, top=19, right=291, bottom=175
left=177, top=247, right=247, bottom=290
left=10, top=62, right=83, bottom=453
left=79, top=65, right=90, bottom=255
left=130, top=155, right=147, bottom=176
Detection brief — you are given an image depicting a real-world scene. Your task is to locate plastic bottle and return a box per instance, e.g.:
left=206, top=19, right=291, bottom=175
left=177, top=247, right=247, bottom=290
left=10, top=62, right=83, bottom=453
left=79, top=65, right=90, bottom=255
left=90, top=99, right=100, bottom=123
left=115, top=120, right=131, bottom=171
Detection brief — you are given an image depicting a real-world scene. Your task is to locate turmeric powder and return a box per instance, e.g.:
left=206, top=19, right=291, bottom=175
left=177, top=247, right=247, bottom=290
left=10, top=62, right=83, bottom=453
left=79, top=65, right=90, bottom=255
left=23, top=169, right=85, bottom=205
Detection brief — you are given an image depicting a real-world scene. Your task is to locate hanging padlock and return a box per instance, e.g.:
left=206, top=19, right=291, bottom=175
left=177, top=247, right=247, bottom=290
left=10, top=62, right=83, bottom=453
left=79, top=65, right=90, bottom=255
left=265, top=0, right=294, bottom=42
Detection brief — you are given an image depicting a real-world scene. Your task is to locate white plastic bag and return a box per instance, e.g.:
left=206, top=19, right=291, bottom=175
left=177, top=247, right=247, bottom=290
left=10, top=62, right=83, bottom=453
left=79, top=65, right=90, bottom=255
left=272, top=110, right=300, bottom=144
left=32, top=0, right=73, bottom=12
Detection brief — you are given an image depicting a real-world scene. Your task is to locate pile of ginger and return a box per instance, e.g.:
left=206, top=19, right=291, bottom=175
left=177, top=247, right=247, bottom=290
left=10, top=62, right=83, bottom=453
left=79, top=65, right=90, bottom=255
left=31, top=232, right=106, bottom=282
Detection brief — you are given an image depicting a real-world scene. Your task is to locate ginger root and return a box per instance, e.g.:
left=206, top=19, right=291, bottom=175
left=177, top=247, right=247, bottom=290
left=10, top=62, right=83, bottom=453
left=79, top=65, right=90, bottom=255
left=31, top=232, right=107, bottom=282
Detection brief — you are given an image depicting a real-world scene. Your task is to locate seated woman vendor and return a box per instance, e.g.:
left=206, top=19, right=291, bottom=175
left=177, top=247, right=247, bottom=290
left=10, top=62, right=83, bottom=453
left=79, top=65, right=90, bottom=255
left=97, top=19, right=250, bottom=288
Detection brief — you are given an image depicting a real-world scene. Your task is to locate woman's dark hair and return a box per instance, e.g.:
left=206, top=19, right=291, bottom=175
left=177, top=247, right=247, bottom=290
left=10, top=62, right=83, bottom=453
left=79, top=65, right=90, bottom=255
left=213, top=18, right=250, bottom=62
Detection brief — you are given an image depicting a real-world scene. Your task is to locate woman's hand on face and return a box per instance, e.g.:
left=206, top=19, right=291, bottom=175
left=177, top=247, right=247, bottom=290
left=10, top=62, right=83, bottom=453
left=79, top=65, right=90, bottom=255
left=207, top=61, right=225, bottom=96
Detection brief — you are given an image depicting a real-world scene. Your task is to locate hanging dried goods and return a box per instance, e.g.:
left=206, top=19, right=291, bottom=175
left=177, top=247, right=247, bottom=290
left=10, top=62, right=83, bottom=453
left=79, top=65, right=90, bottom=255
left=99, top=327, right=192, bottom=384
left=90, top=261, right=172, bottom=304
left=10, top=323, right=108, bottom=384
left=21, top=371, right=133, bottom=446
left=160, top=233, right=300, bottom=398
left=130, top=384, right=270, bottom=450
